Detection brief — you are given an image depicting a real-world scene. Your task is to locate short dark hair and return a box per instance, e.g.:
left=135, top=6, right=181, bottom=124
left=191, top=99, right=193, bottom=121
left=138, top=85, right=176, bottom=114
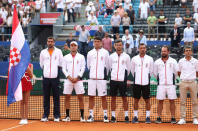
left=114, top=39, right=122, bottom=44
left=81, top=25, right=84, bottom=28
left=162, top=45, right=170, bottom=51
left=94, top=36, right=102, bottom=41
left=138, top=43, right=146, bottom=48
left=47, top=36, right=55, bottom=41
left=184, top=45, right=192, bottom=51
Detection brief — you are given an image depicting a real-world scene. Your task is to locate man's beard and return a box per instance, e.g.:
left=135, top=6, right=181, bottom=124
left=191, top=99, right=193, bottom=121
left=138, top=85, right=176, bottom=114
left=162, top=54, right=168, bottom=58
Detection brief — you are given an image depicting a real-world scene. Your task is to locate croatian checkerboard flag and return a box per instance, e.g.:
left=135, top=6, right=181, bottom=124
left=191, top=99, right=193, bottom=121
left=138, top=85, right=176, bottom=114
left=7, top=5, right=30, bottom=106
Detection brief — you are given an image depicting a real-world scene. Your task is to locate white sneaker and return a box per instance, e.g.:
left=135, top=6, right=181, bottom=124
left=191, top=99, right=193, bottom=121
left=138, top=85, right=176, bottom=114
left=87, top=116, right=94, bottom=122
left=19, top=119, right=28, bottom=125
left=41, top=117, right=48, bottom=122
left=193, top=118, right=198, bottom=125
left=80, top=117, right=86, bottom=122
left=177, top=119, right=186, bottom=125
left=62, top=117, right=70, bottom=122
left=54, top=118, right=60, bottom=122
left=103, top=116, right=109, bottom=123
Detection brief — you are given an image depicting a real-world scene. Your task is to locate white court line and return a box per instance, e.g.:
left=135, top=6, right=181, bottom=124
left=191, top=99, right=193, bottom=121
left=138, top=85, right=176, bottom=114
left=1, top=121, right=37, bottom=131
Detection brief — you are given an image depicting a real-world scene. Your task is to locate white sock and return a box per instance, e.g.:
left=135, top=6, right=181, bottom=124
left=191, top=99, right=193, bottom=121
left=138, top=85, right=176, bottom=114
left=134, top=110, right=138, bottom=118
left=103, top=110, right=108, bottom=117
left=146, top=111, right=150, bottom=118
left=125, top=111, right=128, bottom=117
left=89, top=109, right=94, bottom=117
left=111, top=111, right=116, bottom=117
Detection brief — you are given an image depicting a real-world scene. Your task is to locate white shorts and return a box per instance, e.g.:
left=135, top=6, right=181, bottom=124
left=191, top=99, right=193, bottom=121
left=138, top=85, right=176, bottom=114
left=88, top=79, right=107, bottom=96
left=156, top=85, right=177, bottom=100
left=140, top=12, right=148, bottom=19
left=63, top=80, right=85, bottom=95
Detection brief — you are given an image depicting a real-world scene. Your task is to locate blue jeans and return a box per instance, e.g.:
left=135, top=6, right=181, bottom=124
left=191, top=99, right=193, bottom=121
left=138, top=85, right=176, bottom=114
left=80, top=42, right=88, bottom=57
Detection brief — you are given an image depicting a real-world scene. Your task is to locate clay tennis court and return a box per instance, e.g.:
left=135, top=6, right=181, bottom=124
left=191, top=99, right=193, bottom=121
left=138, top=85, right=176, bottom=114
left=0, top=96, right=198, bottom=131
left=0, top=119, right=198, bottom=131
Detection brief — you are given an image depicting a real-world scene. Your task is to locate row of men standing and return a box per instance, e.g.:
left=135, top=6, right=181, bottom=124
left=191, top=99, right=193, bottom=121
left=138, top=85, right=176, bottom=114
left=39, top=36, right=198, bottom=124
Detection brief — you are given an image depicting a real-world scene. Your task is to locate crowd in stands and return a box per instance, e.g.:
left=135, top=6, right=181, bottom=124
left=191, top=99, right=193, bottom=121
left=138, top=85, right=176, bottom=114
left=0, top=0, right=38, bottom=41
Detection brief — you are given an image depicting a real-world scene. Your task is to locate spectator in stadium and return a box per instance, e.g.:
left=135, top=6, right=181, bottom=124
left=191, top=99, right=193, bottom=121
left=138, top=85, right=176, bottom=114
left=87, top=36, right=109, bottom=123
left=193, top=0, right=198, bottom=13
left=85, top=1, right=96, bottom=18
left=135, top=30, right=147, bottom=47
left=19, top=63, right=33, bottom=125
left=154, top=46, right=178, bottom=124
left=87, top=11, right=98, bottom=25
left=181, top=0, right=187, bottom=8
left=147, top=11, right=157, bottom=40
left=29, top=6, right=35, bottom=20
left=116, top=3, right=125, bottom=18
left=175, top=13, right=183, bottom=28
left=102, top=32, right=112, bottom=52
left=158, top=9, right=168, bottom=41
left=28, top=0, right=36, bottom=9
left=24, top=2, right=30, bottom=13
left=169, top=24, right=181, bottom=48
left=77, top=25, right=90, bottom=57
left=156, top=0, right=163, bottom=6
left=109, top=39, right=130, bottom=123
left=62, top=43, right=70, bottom=56
left=177, top=46, right=198, bottom=125
left=172, top=0, right=180, bottom=6
left=65, top=32, right=75, bottom=47
left=148, top=0, right=156, bottom=12
left=126, top=4, right=135, bottom=25
left=183, top=22, right=194, bottom=47
left=115, top=33, right=120, bottom=40
left=139, top=0, right=150, bottom=19
left=40, top=37, right=63, bottom=122
left=105, top=0, right=114, bottom=15
left=111, top=10, right=121, bottom=39
left=62, top=41, right=86, bottom=122
left=55, top=0, right=64, bottom=12
left=95, top=26, right=105, bottom=39
left=21, top=12, right=30, bottom=34
left=93, top=0, right=100, bottom=17
left=0, top=13, right=5, bottom=41
left=124, top=0, right=131, bottom=11
left=115, top=0, right=121, bottom=9
left=193, top=8, right=198, bottom=38
left=131, top=43, right=154, bottom=124
left=18, top=6, right=24, bottom=19
left=35, top=0, right=42, bottom=13
left=122, top=12, right=130, bottom=33
left=6, top=9, right=12, bottom=41
left=66, top=0, right=75, bottom=23
left=49, top=0, right=56, bottom=12
left=99, top=3, right=106, bottom=15
left=74, top=0, right=82, bottom=19
left=122, top=29, right=134, bottom=55
left=183, top=9, right=192, bottom=26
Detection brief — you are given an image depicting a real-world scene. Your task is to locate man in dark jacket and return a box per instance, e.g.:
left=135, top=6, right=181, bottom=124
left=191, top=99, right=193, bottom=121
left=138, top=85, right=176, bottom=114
left=169, top=24, right=181, bottom=48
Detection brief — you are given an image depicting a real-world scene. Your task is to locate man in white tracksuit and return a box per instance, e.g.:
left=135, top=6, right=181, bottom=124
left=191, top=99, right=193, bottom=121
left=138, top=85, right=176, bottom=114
left=87, top=36, right=109, bottom=123
left=40, top=36, right=63, bottom=122
left=62, top=41, right=86, bottom=122
left=154, top=45, right=178, bottom=124
left=109, top=39, right=131, bottom=123
left=131, top=43, right=154, bottom=123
